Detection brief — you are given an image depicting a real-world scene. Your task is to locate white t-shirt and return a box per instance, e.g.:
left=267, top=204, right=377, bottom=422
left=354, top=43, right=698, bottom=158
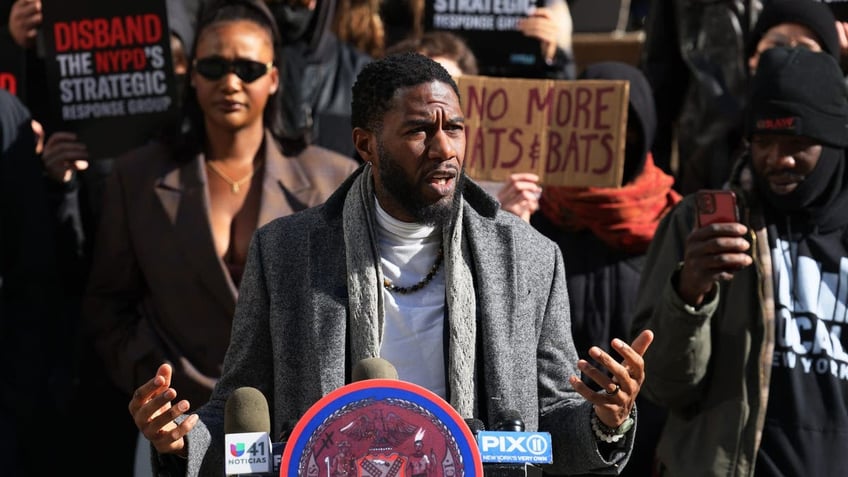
left=374, top=200, right=447, bottom=399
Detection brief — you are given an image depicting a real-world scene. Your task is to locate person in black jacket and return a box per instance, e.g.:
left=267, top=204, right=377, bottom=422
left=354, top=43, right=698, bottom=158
left=0, top=86, right=138, bottom=476
left=641, top=0, right=841, bottom=196
left=268, top=0, right=372, bottom=158
left=0, top=85, right=58, bottom=477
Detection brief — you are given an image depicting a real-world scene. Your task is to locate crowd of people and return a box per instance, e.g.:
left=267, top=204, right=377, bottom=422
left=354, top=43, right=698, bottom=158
left=3, top=0, right=848, bottom=476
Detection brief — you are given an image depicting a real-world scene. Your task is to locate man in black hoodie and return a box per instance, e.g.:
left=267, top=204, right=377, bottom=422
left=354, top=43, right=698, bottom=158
left=268, top=0, right=372, bottom=158
left=642, top=0, right=841, bottom=196
left=633, top=46, right=848, bottom=476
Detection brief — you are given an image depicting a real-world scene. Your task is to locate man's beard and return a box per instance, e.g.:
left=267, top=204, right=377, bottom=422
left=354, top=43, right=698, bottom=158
left=377, top=143, right=465, bottom=227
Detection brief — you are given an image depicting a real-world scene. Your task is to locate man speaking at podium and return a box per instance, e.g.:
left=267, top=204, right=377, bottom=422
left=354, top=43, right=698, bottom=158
left=128, top=51, right=653, bottom=476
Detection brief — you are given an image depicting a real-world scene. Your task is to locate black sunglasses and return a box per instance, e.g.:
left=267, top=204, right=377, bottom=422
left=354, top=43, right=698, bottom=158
left=193, top=57, right=273, bottom=83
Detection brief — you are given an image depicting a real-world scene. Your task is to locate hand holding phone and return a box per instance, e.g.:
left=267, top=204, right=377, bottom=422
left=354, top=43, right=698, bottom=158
left=678, top=189, right=750, bottom=306
left=696, top=190, right=739, bottom=227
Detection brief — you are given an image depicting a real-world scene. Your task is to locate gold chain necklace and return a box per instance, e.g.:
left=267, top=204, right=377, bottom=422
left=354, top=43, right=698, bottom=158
left=206, top=160, right=254, bottom=193
left=383, top=246, right=444, bottom=294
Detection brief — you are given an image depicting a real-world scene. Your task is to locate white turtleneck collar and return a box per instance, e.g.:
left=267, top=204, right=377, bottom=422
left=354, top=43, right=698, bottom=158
left=373, top=197, right=447, bottom=399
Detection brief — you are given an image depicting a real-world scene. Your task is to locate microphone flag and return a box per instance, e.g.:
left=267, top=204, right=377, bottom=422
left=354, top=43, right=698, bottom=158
left=477, top=430, right=553, bottom=465
left=224, top=431, right=273, bottom=475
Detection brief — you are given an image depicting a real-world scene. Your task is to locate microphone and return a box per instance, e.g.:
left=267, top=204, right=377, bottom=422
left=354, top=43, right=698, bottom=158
left=351, top=357, right=399, bottom=381
left=494, top=409, right=525, bottom=432
left=225, top=387, right=270, bottom=434
left=223, top=387, right=275, bottom=476
left=465, top=417, right=486, bottom=437
left=478, top=410, right=552, bottom=477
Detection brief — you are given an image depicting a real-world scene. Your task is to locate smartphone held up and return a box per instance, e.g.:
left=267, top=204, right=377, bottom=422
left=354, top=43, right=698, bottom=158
left=696, top=190, right=739, bottom=227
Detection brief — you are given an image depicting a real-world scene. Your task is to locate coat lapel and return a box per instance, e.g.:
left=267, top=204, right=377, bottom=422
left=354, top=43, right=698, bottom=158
left=258, top=133, right=319, bottom=227
left=464, top=207, right=521, bottom=423
left=154, top=155, right=238, bottom=314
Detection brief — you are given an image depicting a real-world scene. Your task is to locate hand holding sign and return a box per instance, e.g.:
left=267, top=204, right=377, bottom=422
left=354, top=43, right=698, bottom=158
left=517, top=6, right=571, bottom=63
left=42, top=131, right=89, bottom=183
left=9, top=0, right=43, bottom=49
left=497, top=173, right=542, bottom=222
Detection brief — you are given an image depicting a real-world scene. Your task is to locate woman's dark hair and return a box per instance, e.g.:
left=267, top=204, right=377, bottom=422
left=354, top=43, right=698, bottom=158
left=169, top=0, right=284, bottom=156
left=386, top=31, right=478, bottom=76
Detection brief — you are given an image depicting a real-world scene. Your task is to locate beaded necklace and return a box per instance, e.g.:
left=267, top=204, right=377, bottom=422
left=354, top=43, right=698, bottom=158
left=382, top=246, right=444, bottom=294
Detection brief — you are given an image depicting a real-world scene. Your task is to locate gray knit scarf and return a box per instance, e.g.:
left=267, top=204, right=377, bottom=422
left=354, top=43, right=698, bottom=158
left=342, top=164, right=477, bottom=417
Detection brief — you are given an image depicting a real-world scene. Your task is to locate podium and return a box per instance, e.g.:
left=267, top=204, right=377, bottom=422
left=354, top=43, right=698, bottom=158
left=281, top=379, right=483, bottom=476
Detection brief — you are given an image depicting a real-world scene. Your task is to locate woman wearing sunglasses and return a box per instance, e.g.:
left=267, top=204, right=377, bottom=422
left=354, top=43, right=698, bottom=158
left=83, top=0, right=357, bottom=446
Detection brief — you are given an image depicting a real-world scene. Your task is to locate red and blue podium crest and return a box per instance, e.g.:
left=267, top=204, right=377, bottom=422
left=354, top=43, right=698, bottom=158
left=280, top=379, right=482, bottom=477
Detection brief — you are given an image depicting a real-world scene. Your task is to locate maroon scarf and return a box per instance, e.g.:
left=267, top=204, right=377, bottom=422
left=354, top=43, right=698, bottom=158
left=539, top=154, right=681, bottom=254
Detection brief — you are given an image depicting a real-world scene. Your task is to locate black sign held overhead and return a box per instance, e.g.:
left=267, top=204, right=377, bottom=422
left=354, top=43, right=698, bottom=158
left=424, top=0, right=543, bottom=78
left=41, top=0, right=178, bottom=159
left=0, top=34, right=26, bottom=99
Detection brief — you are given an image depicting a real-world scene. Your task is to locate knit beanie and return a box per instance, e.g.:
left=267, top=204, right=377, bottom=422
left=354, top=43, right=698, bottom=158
left=746, top=0, right=840, bottom=61
left=748, top=46, right=848, bottom=148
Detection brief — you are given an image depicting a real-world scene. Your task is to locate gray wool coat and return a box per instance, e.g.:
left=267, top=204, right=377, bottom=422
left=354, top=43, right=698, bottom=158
left=176, top=166, right=635, bottom=476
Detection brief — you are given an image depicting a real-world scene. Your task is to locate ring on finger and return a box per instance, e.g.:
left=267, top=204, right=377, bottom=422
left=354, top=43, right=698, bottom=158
left=604, top=384, right=620, bottom=395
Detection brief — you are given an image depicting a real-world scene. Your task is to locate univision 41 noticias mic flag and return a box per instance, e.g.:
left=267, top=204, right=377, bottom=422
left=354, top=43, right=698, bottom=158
left=224, top=431, right=273, bottom=475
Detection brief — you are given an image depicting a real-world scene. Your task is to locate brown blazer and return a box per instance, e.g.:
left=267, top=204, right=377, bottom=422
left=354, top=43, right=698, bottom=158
left=83, top=132, right=358, bottom=408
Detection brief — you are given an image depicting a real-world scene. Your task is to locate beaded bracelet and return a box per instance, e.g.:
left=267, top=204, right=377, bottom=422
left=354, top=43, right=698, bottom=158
left=591, top=409, right=635, bottom=443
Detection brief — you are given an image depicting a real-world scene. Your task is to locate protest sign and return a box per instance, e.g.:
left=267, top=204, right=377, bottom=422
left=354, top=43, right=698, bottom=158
left=458, top=75, right=629, bottom=187
left=424, top=0, right=543, bottom=77
left=0, top=34, right=26, bottom=98
left=41, top=0, right=178, bottom=158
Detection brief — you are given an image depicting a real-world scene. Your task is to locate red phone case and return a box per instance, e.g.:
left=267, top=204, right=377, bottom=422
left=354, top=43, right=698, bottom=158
left=696, top=190, right=738, bottom=226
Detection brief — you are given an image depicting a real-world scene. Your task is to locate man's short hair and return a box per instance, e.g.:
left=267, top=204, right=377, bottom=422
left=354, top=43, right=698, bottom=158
left=351, top=52, right=460, bottom=132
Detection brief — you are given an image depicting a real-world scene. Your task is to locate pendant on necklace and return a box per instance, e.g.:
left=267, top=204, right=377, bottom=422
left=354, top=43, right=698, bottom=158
left=206, top=160, right=254, bottom=194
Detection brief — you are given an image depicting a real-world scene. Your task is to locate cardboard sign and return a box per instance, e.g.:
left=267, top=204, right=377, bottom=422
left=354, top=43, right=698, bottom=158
left=424, top=0, right=542, bottom=77
left=458, top=75, right=629, bottom=187
left=41, top=0, right=178, bottom=158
